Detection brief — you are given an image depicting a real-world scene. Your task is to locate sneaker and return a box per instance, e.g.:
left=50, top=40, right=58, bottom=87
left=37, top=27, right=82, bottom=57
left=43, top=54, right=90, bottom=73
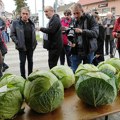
left=2, top=66, right=9, bottom=72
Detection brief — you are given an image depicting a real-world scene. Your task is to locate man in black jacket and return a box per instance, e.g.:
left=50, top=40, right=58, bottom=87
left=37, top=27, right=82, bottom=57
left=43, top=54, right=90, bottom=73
left=37, top=6, right=63, bottom=69
left=69, top=3, right=99, bottom=73
left=10, top=7, right=37, bottom=79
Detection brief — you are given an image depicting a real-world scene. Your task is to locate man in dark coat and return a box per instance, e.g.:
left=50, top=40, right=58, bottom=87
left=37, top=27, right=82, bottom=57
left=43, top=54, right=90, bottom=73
left=10, top=7, right=37, bottom=79
left=69, top=3, right=99, bottom=73
left=37, top=6, right=63, bottom=69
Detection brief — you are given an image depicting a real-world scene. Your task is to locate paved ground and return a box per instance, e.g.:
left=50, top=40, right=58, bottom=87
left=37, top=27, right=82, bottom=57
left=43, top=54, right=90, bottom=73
left=3, top=41, right=120, bottom=120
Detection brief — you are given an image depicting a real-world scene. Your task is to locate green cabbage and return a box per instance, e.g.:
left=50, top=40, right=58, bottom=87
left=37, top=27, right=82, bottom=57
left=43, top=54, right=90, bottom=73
left=75, top=71, right=117, bottom=107
left=24, top=70, right=64, bottom=113
left=50, top=65, right=75, bottom=88
left=75, top=64, right=99, bottom=82
left=0, top=86, right=23, bottom=120
left=0, top=74, right=25, bottom=94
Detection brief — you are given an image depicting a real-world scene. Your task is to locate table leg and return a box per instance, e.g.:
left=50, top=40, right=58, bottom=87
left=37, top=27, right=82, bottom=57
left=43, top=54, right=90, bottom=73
left=105, top=115, right=108, bottom=120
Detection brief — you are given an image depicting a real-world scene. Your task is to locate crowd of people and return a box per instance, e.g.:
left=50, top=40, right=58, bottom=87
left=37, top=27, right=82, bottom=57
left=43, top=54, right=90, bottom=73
left=0, top=2, right=120, bottom=78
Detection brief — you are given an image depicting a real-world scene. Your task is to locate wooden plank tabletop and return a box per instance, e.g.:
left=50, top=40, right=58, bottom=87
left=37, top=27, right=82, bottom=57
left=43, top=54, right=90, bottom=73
left=14, top=87, right=120, bottom=120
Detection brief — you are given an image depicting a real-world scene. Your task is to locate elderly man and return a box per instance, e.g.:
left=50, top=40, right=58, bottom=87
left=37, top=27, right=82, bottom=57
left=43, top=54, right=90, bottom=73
left=10, top=7, right=37, bottom=79
left=68, top=3, right=99, bottom=73
left=103, top=12, right=115, bottom=58
left=37, top=6, right=63, bottom=69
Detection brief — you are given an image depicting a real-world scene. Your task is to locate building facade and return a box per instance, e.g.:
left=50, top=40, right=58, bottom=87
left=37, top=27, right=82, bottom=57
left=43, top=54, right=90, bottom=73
left=78, top=0, right=120, bottom=18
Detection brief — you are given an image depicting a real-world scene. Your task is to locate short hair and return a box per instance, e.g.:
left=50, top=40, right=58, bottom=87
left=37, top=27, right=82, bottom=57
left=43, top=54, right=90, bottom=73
left=64, top=9, right=72, bottom=16
left=21, top=6, right=30, bottom=13
left=44, top=6, right=54, bottom=12
left=72, top=3, right=83, bottom=12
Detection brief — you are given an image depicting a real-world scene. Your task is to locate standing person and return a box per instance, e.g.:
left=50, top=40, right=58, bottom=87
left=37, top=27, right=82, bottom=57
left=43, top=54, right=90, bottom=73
left=112, top=17, right=120, bottom=58
left=92, top=13, right=105, bottom=66
left=69, top=3, right=99, bottom=73
left=0, top=17, right=9, bottom=72
left=10, top=7, right=37, bottom=79
left=103, top=12, right=115, bottom=58
left=60, top=9, right=72, bottom=67
left=37, top=6, right=63, bottom=69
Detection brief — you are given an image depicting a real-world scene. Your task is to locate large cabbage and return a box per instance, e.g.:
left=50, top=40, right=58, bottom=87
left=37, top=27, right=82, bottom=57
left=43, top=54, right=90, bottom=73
left=50, top=65, right=75, bottom=88
left=24, top=70, right=64, bottom=113
left=0, top=86, right=23, bottom=120
left=0, top=74, right=25, bottom=94
left=0, top=74, right=25, bottom=119
left=75, top=64, right=99, bottom=82
left=75, top=71, right=117, bottom=107
left=104, top=58, right=120, bottom=72
left=97, top=63, right=116, bottom=75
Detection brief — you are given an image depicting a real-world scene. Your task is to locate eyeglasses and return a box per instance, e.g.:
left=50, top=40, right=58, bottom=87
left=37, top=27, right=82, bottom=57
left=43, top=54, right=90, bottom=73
left=73, top=12, right=80, bottom=15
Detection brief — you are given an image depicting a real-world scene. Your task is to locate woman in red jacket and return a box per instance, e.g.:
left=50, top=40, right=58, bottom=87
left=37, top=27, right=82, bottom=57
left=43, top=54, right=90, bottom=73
left=60, top=9, right=72, bottom=67
left=112, top=17, right=120, bottom=58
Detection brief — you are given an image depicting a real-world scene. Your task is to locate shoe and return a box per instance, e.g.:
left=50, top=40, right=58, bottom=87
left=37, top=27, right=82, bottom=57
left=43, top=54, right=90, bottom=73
left=2, top=66, right=9, bottom=72
left=110, top=54, right=114, bottom=58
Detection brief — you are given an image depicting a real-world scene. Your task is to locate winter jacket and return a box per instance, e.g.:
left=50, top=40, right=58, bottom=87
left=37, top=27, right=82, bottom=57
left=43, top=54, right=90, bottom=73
left=10, top=18, right=37, bottom=51
left=61, top=17, right=71, bottom=45
left=70, top=13, right=99, bottom=55
left=112, top=17, right=120, bottom=49
left=40, top=14, right=63, bottom=50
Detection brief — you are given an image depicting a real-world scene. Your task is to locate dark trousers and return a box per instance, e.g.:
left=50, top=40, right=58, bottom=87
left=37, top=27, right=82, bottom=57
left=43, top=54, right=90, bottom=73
left=19, top=50, right=33, bottom=79
left=118, top=49, right=120, bottom=58
left=105, top=35, right=114, bottom=55
left=60, top=45, right=71, bottom=67
left=48, top=49, right=62, bottom=69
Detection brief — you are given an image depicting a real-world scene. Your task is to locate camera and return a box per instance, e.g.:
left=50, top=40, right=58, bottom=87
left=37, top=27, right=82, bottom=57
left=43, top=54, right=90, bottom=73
left=67, top=24, right=75, bottom=43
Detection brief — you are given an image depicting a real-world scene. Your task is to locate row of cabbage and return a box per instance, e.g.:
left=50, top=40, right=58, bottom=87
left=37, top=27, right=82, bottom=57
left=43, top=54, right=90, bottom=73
left=0, top=66, right=75, bottom=120
left=0, top=58, right=120, bottom=119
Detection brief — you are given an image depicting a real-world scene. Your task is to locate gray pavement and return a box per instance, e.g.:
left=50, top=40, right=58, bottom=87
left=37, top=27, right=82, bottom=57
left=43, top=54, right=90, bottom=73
left=3, top=41, right=120, bottom=120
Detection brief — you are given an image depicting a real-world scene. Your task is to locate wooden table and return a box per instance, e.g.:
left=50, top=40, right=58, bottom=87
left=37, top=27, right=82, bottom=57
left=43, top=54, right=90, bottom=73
left=14, top=87, right=120, bottom=120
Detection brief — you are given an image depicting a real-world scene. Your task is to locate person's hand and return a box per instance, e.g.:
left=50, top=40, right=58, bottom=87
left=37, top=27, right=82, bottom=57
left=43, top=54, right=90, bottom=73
left=109, top=25, right=113, bottom=28
left=95, top=54, right=100, bottom=58
left=104, top=25, right=107, bottom=28
left=71, top=43, right=76, bottom=47
left=75, top=28, right=82, bottom=33
left=116, top=33, right=120, bottom=38
left=35, top=27, right=40, bottom=31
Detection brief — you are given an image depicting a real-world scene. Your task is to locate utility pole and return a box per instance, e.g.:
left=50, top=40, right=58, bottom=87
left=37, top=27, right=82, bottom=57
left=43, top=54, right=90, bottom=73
left=35, top=0, right=37, bottom=13
left=55, top=0, right=58, bottom=13
left=42, top=0, right=44, bottom=27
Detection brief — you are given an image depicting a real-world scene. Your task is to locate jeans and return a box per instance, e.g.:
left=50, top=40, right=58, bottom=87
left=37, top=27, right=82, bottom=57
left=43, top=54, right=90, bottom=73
left=19, top=50, right=33, bottom=79
left=71, top=52, right=94, bottom=73
left=60, top=45, right=71, bottom=67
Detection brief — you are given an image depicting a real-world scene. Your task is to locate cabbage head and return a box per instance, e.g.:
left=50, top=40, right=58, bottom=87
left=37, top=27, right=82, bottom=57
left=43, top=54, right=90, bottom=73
left=97, top=63, right=116, bottom=75
left=0, top=86, right=23, bottom=120
left=75, top=64, right=99, bottom=82
left=104, top=58, right=120, bottom=72
left=50, top=65, right=75, bottom=88
left=24, top=70, right=64, bottom=113
left=0, top=74, right=25, bottom=94
left=75, top=71, right=117, bottom=107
